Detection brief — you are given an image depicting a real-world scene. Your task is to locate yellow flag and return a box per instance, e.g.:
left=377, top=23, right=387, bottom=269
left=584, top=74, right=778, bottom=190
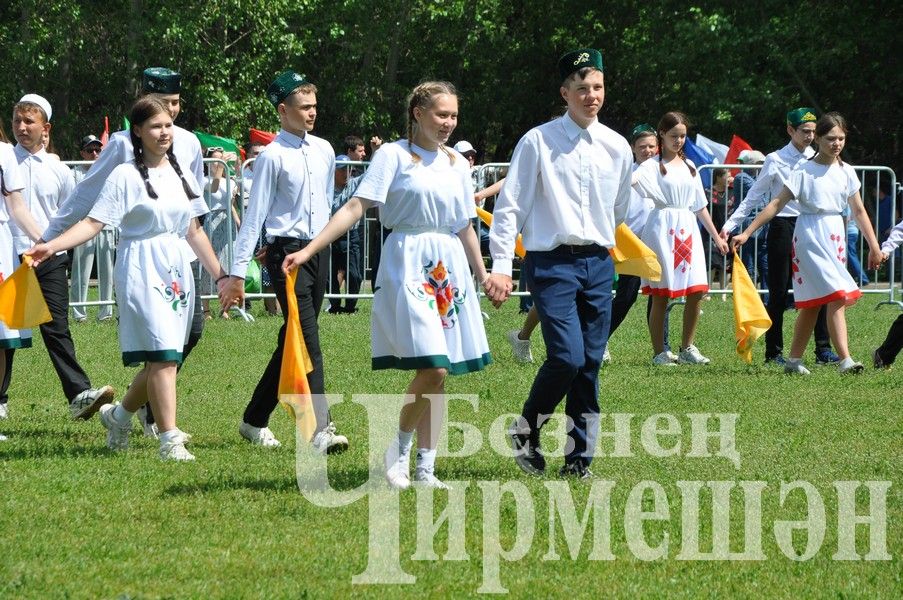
left=0, top=255, right=51, bottom=329
left=732, top=252, right=772, bottom=363
left=609, top=223, right=661, bottom=281
left=277, top=269, right=317, bottom=442
left=475, top=206, right=526, bottom=258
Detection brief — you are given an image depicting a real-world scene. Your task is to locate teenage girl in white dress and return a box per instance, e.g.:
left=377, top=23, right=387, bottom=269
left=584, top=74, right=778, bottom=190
left=27, top=97, right=228, bottom=458
left=282, top=81, right=491, bottom=489
left=732, top=112, right=881, bottom=374
left=633, top=111, right=728, bottom=366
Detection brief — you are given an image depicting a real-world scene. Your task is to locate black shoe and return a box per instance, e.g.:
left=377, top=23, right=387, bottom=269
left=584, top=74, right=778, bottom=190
left=507, top=421, right=545, bottom=475
left=559, top=461, right=593, bottom=480
left=873, top=348, right=889, bottom=370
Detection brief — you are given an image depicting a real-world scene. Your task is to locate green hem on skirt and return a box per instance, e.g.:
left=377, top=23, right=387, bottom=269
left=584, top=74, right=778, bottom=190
left=0, top=338, right=32, bottom=350
left=372, top=352, right=492, bottom=375
left=122, top=349, right=183, bottom=367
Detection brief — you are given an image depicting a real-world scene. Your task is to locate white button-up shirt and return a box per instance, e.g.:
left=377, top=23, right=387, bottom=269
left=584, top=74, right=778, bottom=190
left=229, top=129, right=335, bottom=278
left=0, top=142, right=25, bottom=224
left=45, top=125, right=203, bottom=241
left=12, top=144, right=75, bottom=253
left=489, top=112, right=633, bottom=276
left=723, top=141, right=815, bottom=232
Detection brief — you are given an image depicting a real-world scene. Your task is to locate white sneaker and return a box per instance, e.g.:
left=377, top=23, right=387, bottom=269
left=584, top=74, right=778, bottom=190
left=159, top=430, right=195, bottom=461
left=0, top=403, right=7, bottom=420
left=665, top=350, right=679, bottom=362
left=0, top=433, right=7, bottom=441
left=602, top=347, right=612, bottom=364
left=99, top=403, right=132, bottom=451
left=70, top=385, right=115, bottom=420
left=838, top=357, right=864, bottom=374
left=312, top=422, right=349, bottom=454
left=506, top=329, right=534, bottom=363
left=413, top=467, right=449, bottom=489
left=652, top=351, right=678, bottom=366
left=136, top=405, right=159, bottom=438
left=239, top=422, right=281, bottom=448
left=784, top=359, right=811, bottom=375
left=678, top=345, right=711, bottom=365
left=384, top=442, right=411, bottom=490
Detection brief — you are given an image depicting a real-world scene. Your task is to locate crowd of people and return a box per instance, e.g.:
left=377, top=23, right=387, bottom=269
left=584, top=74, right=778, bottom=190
left=1, top=51, right=901, bottom=486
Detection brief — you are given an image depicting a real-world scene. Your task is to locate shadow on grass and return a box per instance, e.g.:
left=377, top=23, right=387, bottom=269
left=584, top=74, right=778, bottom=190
left=162, top=466, right=374, bottom=496
left=0, top=443, right=111, bottom=459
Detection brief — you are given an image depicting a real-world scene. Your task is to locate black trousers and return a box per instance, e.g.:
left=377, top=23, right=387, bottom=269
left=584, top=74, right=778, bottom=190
left=876, top=313, right=903, bottom=366
left=608, top=274, right=642, bottom=336
left=243, top=238, right=330, bottom=431
left=1, top=253, right=91, bottom=404
left=764, top=216, right=831, bottom=359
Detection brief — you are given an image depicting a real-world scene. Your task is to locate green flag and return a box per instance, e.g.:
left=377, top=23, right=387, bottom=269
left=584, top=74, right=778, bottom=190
left=194, top=131, right=242, bottom=175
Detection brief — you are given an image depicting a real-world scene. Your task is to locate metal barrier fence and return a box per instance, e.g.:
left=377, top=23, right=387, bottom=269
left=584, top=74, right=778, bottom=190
left=62, top=156, right=902, bottom=316
left=698, top=163, right=900, bottom=310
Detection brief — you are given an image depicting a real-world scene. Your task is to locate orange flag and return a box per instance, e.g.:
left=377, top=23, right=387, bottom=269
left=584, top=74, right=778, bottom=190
left=278, top=268, right=317, bottom=442
left=732, top=252, right=771, bottom=363
left=475, top=206, right=525, bottom=258
left=0, top=255, right=51, bottom=329
left=609, top=223, right=661, bottom=281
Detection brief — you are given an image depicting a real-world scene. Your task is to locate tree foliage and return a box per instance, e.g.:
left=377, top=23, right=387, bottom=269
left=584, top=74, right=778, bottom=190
left=0, top=0, right=899, bottom=174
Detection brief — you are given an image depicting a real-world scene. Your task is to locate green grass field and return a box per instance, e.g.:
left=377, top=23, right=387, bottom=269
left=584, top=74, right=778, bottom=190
left=1, top=293, right=900, bottom=598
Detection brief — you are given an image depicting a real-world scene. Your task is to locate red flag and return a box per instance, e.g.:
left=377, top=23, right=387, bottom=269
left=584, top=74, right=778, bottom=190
left=724, top=135, right=752, bottom=176
left=249, top=128, right=276, bottom=146
left=100, top=116, right=110, bottom=146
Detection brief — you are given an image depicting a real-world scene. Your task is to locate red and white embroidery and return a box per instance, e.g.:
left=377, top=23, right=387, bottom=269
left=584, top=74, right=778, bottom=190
left=671, top=228, right=691, bottom=273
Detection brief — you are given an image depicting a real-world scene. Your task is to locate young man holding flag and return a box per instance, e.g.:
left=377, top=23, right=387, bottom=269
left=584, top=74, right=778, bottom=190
left=4, top=94, right=114, bottom=421
left=221, top=70, right=349, bottom=454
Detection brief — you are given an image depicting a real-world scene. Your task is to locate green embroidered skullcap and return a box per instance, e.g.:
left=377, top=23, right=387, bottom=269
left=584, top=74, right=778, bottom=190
left=268, top=70, right=308, bottom=107
left=142, top=68, right=181, bottom=94
left=558, top=48, right=604, bottom=81
left=787, top=107, right=818, bottom=128
left=630, top=123, right=655, bottom=141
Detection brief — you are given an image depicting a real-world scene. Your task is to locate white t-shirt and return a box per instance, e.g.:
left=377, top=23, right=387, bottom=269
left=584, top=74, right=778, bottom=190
left=633, top=157, right=708, bottom=212
left=785, top=161, right=860, bottom=214
left=353, top=140, right=475, bottom=233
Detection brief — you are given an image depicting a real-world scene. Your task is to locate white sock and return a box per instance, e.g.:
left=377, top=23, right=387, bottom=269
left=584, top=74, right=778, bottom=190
left=787, top=357, right=803, bottom=365
left=838, top=356, right=855, bottom=369
left=112, top=404, right=135, bottom=427
left=397, top=429, right=414, bottom=455
left=415, top=447, right=437, bottom=473
left=159, top=429, right=182, bottom=444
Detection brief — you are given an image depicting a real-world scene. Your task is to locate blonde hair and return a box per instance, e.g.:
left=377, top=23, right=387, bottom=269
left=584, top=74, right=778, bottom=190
left=405, top=81, right=457, bottom=164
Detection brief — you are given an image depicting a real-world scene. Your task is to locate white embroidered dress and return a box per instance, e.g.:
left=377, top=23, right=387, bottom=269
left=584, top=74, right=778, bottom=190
left=89, top=161, right=207, bottom=365
left=353, top=141, right=491, bottom=374
left=784, top=160, right=862, bottom=308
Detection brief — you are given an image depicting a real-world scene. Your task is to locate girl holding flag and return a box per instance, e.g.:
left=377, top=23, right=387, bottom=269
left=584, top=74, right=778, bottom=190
left=633, top=111, right=728, bottom=366
left=282, top=81, right=491, bottom=490
left=732, top=112, right=881, bottom=374
left=26, top=97, right=229, bottom=459
left=0, top=142, right=44, bottom=434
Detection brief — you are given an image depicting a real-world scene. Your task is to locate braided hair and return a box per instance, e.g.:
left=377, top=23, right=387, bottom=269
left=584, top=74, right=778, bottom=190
left=128, top=96, right=198, bottom=199
left=808, top=112, right=848, bottom=167
left=405, top=81, right=457, bottom=165
left=656, top=111, right=696, bottom=177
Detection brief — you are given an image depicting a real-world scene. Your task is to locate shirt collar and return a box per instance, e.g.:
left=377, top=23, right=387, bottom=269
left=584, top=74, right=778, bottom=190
left=277, top=129, right=308, bottom=149
left=13, top=143, right=47, bottom=161
left=561, top=112, right=601, bottom=142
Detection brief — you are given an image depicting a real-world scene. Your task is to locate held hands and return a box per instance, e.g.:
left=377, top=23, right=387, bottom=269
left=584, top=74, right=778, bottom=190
left=713, top=235, right=730, bottom=256
left=718, top=229, right=731, bottom=242
left=220, top=276, right=245, bottom=312
left=867, top=248, right=886, bottom=271
left=483, top=273, right=513, bottom=308
left=23, top=242, right=55, bottom=267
